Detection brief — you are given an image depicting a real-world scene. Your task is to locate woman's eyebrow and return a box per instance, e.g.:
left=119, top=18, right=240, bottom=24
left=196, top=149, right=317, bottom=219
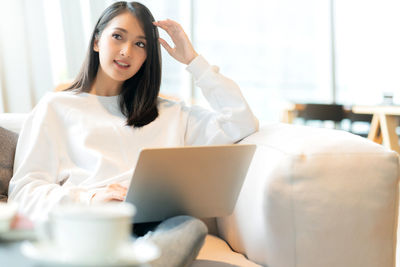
left=113, top=27, right=128, bottom=33
left=113, top=27, right=146, bottom=39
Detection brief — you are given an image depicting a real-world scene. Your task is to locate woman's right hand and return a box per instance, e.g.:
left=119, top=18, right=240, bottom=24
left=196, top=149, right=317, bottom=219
left=91, top=183, right=127, bottom=203
left=153, top=19, right=198, bottom=65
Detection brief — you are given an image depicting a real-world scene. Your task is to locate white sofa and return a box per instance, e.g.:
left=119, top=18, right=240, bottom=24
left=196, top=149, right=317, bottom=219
left=0, top=113, right=398, bottom=267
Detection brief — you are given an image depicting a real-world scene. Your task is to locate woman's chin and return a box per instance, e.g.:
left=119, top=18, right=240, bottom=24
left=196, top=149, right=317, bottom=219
left=108, top=73, right=134, bottom=83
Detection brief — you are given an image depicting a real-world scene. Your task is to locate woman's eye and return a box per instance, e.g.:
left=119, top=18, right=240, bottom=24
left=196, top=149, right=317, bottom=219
left=112, top=33, right=122, bottom=40
left=136, top=42, right=146, bottom=48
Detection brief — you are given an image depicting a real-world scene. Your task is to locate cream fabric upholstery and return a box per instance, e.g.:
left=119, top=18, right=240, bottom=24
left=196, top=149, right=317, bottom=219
left=193, top=235, right=261, bottom=267
left=217, top=123, right=399, bottom=267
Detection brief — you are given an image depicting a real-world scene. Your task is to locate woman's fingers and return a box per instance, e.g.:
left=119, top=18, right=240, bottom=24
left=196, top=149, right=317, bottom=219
left=92, top=191, right=125, bottom=203
left=153, top=20, right=182, bottom=45
left=108, top=192, right=125, bottom=201
left=159, top=38, right=173, bottom=53
left=91, top=184, right=127, bottom=203
left=104, top=188, right=125, bottom=201
left=153, top=19, right=179, bottom=33
left=108, top=183, right=127, bottom=191
left=153, top=19, right=197, bottom=65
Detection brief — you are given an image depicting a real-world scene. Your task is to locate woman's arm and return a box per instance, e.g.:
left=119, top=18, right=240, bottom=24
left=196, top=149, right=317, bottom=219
left=8, top=102, right=75, bottom=221
left=154, top=20, right=259, bottom=145
left=183, top=56, right=259, bottom=145
left=7, top=95, right=125, bottom=221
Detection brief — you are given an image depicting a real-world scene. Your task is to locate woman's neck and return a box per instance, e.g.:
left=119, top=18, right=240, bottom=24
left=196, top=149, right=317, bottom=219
left=89, top=85, right=120, bottom=96
left=89, top=69, right=123, bottom=96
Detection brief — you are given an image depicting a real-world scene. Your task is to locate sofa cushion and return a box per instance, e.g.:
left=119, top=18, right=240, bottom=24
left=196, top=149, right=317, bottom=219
left=0, top=127, right=18, bottom=202
left=193, top=235, right=261, bottom=267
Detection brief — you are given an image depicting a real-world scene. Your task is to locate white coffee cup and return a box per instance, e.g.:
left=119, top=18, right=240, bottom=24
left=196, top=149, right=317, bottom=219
left=44, top=202, right=135, bottom=261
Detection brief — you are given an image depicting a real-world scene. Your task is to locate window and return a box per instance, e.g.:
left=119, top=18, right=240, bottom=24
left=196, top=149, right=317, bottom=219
left=334, top=0, right=400, bottom=105
left=3, top=0, right=400, bottom=120
left=193, top=0, right=332, bottom=123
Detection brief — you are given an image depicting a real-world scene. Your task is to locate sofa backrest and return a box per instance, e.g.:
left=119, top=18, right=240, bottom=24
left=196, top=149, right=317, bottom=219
left=0, top=113, right=28, bottom=133
left=0, top=126, right=18, bottom=202
left=0, top=114, right=25, bottom=201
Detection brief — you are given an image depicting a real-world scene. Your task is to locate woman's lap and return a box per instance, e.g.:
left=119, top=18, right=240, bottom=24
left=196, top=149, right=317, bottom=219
left=135, top=215, right=208, bottom=267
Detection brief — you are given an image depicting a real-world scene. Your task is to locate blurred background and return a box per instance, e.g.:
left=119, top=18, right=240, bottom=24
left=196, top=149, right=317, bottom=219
left=1, top=0, right=400, bottom=126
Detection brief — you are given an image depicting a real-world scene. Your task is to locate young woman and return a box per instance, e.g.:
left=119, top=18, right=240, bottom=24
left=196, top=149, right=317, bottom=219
left=9, top=1, right=258, bottom=265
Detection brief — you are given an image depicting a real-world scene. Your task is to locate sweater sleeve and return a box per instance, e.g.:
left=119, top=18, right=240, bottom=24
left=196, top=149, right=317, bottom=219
left=8, top=96, right=93, bottom=221
left=184, top=55, right=259, bottom=145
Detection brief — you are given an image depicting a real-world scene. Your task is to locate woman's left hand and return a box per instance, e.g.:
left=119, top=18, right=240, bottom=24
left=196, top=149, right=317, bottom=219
left=153, top=19, right=198, bottom=65
left=90, top=183, right=127, bottom=203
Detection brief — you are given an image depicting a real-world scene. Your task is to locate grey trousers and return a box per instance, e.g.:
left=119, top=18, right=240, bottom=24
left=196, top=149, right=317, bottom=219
left=136, top=216, right=208, bottom=267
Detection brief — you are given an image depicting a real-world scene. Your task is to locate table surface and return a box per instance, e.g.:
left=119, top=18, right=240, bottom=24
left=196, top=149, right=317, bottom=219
left=0, top=242, right=33, bottom=267
left=0, top=241, right=152, bottom=267
left=352, top=105, right=400, bottom=115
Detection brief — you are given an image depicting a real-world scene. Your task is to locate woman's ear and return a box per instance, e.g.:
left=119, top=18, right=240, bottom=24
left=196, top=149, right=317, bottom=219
left=93, top=36, right=100, bottom=52
left=94, top=39, right=99, bottom=52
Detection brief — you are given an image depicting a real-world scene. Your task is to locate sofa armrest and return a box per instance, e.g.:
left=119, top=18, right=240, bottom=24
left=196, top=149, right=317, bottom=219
left=217, top=123, right=399, bottom=267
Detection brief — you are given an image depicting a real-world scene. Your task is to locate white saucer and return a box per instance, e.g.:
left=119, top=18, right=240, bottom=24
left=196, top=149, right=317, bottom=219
left=0, top=202, right=18, bottom=233
left=20, top=239, right=160, bottom=266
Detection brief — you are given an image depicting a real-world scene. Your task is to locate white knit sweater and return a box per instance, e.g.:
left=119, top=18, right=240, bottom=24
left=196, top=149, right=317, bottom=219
left=8, top=55, right=259, bottom=221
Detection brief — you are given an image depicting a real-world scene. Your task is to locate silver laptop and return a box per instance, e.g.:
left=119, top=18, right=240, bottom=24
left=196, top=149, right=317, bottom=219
left=125, top=144, right=256, bottom=223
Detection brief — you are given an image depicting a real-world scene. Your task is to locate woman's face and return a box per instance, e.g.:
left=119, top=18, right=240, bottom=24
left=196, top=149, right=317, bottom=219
left=94, top=12, right=147, bottom=86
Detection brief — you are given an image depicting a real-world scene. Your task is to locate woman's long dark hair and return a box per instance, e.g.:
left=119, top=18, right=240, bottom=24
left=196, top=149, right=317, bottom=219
left=66, top=1, right=162, bottom=127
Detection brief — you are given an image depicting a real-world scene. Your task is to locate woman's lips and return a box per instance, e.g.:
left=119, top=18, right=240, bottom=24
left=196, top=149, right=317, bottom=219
left=114, top=60, right=130, bottom=69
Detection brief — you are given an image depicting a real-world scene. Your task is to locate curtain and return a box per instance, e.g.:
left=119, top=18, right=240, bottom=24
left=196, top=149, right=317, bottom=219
left=0, top=0, right=52, bottom=113
left=0, top=0, right=113, bottom=113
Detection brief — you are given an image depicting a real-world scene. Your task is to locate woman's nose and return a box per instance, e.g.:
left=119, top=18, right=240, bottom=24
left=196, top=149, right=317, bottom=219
left=120, top=45, right=132, bottom=57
